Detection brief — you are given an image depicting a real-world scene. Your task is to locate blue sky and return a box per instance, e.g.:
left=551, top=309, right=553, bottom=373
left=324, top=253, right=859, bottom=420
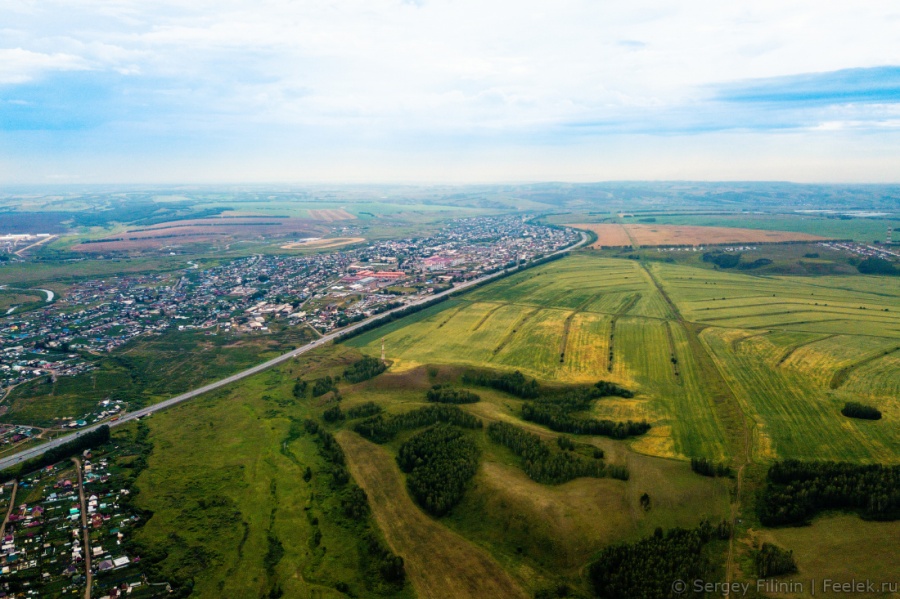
left=2, top=1, right=900, bottom=183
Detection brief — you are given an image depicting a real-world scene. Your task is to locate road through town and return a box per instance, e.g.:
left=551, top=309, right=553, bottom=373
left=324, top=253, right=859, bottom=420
left=0, top=232, right=586, bottom=472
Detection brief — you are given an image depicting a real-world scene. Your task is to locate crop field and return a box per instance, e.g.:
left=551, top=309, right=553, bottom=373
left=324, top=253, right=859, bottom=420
left=568, top=222, right=827, bottom=248
left=68, top=217, right=321, bottom=252
left=625, top=213, right=900, bottom=244
left=280, top=236, right=366, bottom=249
left=348, top=253, right=899, bottom=464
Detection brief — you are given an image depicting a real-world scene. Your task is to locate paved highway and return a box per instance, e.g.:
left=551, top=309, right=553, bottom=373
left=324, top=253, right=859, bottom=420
left=0, top=232, right=587, bottom=472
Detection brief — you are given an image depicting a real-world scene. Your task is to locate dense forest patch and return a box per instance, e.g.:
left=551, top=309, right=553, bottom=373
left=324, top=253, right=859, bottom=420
left=396, top=424, right=480, bottom=516
left=758, top=460, right=900, bottom=526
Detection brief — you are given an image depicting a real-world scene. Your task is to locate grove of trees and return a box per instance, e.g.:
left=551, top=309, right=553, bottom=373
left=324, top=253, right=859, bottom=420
left=758, top=460, right=900, bottom=526
left=343, top=356, right=387, bottom=384
left=353, top=405, right=482, bottom=444
left=755, top=543, right=797, bottom=578
left=396, top=424, right=480, bottom=516
left=486, top=421, right=628, bottom=484
left=426, top=385, right=480, bottom=404
left=588, top=520, right=731, bottom=599
left=841, top=401, right=882, bottom=420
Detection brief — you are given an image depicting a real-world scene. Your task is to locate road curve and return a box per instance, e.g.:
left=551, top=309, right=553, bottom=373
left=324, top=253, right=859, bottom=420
left=0, top=232, right=587, bottom=472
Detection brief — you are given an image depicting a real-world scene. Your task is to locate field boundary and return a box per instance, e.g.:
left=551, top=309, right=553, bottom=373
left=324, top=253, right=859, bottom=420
left=776, top=334, right=836, bottom=366
left=336, top=431, right=527, bottom=599
left=829, top=345, right=900, bottom=389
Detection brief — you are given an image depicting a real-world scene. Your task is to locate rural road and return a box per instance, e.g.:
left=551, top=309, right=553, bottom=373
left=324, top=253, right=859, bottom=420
left=0, top=232, right=587, bottom=472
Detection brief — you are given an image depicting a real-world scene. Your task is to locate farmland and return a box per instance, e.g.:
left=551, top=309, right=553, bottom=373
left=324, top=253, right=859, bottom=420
left=4, top=242, right=896, bottom=597
left=568, top=222, right=828, bottom=248
left=347, top=252, right=900, bottom=464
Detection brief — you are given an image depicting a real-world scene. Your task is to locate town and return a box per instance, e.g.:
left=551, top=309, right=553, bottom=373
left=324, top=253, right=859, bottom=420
left=0, top=216, right=578, bottom=425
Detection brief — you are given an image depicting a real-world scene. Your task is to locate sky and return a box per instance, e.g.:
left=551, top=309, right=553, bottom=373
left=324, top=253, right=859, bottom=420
left=2, top=0, right=900, bottom=184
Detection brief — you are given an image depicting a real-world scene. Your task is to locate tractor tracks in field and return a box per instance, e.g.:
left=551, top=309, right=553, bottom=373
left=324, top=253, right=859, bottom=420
left=607, top=293, right=641, bottom=372
left=830, top=345, right=900, bottom=389
left=640, top=263, right=752, bottom=585
left=472, top=303, right=505, bottom=332
left=492, top=308, right=539, bottom=357
left=559, top=296, right=598, bottom=363
left=775, top=333, right=837, bottom=366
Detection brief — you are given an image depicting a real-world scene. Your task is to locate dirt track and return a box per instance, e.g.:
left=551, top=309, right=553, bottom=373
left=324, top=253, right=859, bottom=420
left=337, top=430, right=527, bottom=599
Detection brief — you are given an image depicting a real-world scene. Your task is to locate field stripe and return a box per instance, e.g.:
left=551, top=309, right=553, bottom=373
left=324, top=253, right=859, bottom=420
left=607, top=293, right=641, bottom=372
left=776, top=333, right=836, bottom=366
left=492, top=308, right=539, bottom=356
left=337, top=431, right=527, bottom=599
left=472, top=303, right=506, bottom=331
left=829, top=346, right=900, bottom=390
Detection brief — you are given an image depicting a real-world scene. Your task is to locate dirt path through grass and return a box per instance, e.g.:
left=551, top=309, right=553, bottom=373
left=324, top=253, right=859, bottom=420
left=337, top=430, right=527, bottom=599
left=73, top=457, right=92, bottom=599
left=641, top=264, right=752, bottom=584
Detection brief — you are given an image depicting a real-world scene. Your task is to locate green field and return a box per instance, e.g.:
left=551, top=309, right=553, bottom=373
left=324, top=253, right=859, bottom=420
left=2, top=326, right=316, bottom=427
left=28, top=249, right=891, bottom=598
left=347, top=253, right=900, bottom=463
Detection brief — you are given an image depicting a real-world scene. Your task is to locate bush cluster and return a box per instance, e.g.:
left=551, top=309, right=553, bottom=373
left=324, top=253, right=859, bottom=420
left=841, top=401, right=882, bottom=420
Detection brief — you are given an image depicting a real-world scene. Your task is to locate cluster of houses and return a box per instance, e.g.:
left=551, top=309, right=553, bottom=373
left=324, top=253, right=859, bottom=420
left=0, top=216, right=577, bottom=414
left=823, top=240, right=900, bottom=260
left=0, top=445, right=155, bottom=597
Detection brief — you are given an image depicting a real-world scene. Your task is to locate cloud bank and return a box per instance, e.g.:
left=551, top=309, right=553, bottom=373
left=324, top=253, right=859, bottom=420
left=1, top=0, right=900, bottom=183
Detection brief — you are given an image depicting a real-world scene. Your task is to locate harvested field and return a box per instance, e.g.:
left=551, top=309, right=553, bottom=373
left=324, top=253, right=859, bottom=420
left=567, top=223, right=633, bottom=248
left=70, top=217, right=319, bottom=252
left=307, top=208, right=355, bottom=221
left=337, top=430, right=527, bottom=599
left=280, top=237, right=365, bottom=249
left=567, top=223, right=827, bottom=248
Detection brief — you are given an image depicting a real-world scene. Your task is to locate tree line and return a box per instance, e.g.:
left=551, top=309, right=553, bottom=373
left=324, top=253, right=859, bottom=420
left=343, top=356, right=387, bottom=384
left=396, top=424, right=480, bottom=516
left=758, top=460, right=900, bottom=526
left=426, top=385, right=480, bottom=404
left=1, top=425, right=111, bottom=482
left=841, top=401, right=882, bottom=420
left=302, top=418, right=406, bottom=590
left=521, top=403, right=650, bottom=439
left=346, top=402, right=382, bottom=419
left=486, top=421, right=628, bottom=484
left=755, top=543, right=797, bottom=578
left=519, top=381, right=648, bottom=440
left=462, top=369, right=541, bottom=398
left=353, top=405, right=483, bottom=444
left=690, top=457, right=733, bottom=478
left=588, top=520, right=731, bottom=599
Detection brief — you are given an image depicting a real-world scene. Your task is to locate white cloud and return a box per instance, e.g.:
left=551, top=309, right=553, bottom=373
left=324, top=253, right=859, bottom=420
left=0, top=48, right=91, bottom=84
left=3, top=0, right=900, bottom=182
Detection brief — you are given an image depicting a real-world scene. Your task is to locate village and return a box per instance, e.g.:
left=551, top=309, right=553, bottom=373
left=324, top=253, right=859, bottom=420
left=0, top=216, right=577, bottom=419
left=0, top=428, right=159, bottom=598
